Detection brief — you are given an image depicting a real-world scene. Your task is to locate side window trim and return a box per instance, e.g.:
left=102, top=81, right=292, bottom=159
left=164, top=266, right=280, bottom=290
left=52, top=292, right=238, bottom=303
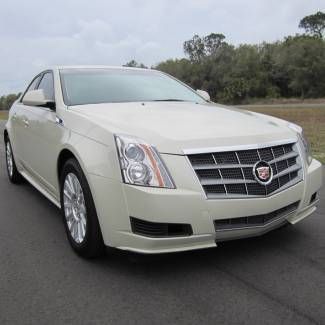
left=20, top=73, right=43, bottom=103
left=35, top=73, right=43, bottom=89
left=36, top=70, right=55, bottom=102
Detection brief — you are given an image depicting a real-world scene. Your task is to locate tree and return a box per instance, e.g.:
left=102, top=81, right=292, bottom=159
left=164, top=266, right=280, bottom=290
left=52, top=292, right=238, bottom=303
left=203, top=33, right=226, bottom=56
left=183, top=33, right=226, bottom=62
left=158, top=29, right=325, bottom=103
left=276, top=36, right=325, bottom=98
left=299, top=11, right=325, bottom=38
left=183, top=34, right=205, bottom=62
left=123, top=60, right=148, bottom=68
left=0, top=94, right=20, bottom=110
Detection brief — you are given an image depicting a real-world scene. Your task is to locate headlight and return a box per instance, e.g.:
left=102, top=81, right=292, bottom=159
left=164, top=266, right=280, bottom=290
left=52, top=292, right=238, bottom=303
left=288, top=123, right=312, bottom=165
left=115, top=134, right=175, bottom=188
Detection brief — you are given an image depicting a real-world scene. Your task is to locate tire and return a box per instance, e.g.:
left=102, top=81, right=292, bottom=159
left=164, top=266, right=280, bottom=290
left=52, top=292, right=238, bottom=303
left=5, top=138, right=23, bottom=184
left=60, top=158, right=105, bottom=258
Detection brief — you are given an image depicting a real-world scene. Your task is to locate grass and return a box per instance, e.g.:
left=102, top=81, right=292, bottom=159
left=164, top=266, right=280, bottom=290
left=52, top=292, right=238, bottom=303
left=0, top=111, right=8, bottom=120
left=243, top=106, right=325, bottom=163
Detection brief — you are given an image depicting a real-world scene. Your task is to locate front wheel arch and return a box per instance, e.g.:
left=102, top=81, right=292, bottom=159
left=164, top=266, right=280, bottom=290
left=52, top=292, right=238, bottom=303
left=57, top=148, right=77, bottom=181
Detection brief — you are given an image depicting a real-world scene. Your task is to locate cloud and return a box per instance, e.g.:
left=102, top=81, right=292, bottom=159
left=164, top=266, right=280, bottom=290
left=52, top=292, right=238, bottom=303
left=0, top=0, right=324, bottom=94
left=0, top=18, right=167, bottom=93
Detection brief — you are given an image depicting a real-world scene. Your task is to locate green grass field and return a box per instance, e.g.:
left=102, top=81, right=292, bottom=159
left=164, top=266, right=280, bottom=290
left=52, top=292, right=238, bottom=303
left=244, top=106, right=325, bottom=163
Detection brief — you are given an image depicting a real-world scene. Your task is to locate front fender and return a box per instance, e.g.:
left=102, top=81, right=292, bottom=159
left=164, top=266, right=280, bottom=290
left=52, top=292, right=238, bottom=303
left=62, top=131, right=122, bottom=182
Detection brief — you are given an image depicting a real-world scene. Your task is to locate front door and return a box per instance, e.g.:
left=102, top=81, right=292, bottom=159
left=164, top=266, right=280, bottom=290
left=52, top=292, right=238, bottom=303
left=20, top=72, right=64, bottom=199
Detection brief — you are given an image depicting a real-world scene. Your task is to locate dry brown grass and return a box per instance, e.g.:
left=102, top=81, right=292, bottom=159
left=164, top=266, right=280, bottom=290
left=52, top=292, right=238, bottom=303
left=245, top=106, right=325, bottom=163
left=0, top=111, right=8, bottom=120
left=1, top=106, right=324, bottom=163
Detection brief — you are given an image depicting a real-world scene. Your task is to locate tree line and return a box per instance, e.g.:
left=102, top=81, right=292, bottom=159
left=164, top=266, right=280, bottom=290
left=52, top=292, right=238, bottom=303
left=1, top=11, right=324, bottom=109
left=0, top=94, right=20, bottom=111
left=156, top=11, right=325, bottom=104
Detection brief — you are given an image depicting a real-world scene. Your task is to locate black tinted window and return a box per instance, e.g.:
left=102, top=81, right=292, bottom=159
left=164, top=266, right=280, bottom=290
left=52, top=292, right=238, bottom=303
left=37, top=72, right=54, bottom=101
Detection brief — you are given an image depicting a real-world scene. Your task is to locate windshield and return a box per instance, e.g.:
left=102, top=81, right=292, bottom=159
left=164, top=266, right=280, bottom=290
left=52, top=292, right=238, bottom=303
left=60, top=68, right=206, bottom=106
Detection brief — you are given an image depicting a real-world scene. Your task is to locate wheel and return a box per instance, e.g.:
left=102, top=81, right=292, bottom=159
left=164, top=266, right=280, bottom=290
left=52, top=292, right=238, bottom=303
left=5, top=138, right=23, bottom=184
left=60, top=158, right=105, bottom=258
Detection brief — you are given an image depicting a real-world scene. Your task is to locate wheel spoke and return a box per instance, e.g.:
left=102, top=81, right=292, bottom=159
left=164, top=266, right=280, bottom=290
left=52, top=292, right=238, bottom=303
left=72, top=220, right=78, bottom=240
left=79, top=203, right=86, bottom=216
left=6, top=143, right=13, bottom=177
left=80, top=221, right=86, bottom=239
left=63, top=188, right=72, bottom=200
left=77, top=222, right=83, bottom=243
left=66, top=175, right=75, bottom=195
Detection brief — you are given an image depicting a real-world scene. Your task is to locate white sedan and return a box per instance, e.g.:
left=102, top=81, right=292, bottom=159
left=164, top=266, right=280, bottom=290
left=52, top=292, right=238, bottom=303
left=4, top=66, right=322, bottom=258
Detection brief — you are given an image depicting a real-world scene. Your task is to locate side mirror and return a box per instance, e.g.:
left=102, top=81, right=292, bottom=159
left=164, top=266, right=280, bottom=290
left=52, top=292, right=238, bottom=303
left=22, top=89, right=55, bottom=110
left=196, top=89, right=211, bottom=102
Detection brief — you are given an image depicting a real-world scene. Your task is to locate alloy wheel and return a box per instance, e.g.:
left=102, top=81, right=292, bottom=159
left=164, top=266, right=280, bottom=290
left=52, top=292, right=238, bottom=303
left=63, top=173, right=87, bottom=244
left=6, top=142, right=13, bottom=177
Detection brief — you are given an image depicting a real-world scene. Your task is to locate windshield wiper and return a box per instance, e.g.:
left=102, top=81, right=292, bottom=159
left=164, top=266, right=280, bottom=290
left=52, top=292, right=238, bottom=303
left=152, top=99, right=187, bottom=102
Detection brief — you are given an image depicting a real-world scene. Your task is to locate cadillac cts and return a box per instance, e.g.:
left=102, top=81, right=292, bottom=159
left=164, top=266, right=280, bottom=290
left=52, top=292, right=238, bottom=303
left=4, top=66, right=322, bottom=258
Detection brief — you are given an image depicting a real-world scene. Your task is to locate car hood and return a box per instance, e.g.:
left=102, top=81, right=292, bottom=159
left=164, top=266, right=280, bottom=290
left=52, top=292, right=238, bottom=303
left=69, top=102, right=297, bottom=154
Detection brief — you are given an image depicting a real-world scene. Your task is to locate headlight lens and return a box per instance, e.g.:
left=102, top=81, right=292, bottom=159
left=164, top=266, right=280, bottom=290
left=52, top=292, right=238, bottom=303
left=298, top=131, right=312, bottom=165
left=288, top=123, right=312, bottom=165
left=115, top=134, right=175, bottom=188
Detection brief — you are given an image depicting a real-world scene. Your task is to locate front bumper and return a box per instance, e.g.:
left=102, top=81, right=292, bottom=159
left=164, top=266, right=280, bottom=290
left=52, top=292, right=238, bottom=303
left=90, top=157, right=322, bottom=254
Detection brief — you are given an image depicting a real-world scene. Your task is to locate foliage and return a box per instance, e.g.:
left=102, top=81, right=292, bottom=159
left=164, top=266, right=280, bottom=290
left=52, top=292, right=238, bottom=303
left=183, top=33, right=226, bottom=62
left=299, top=11, right=325, bottom=38
left=156, top=11, right=325, bottom=104
left=0, top=93, right=20, bottom=110
left=123, top=60, right=148, bottom=68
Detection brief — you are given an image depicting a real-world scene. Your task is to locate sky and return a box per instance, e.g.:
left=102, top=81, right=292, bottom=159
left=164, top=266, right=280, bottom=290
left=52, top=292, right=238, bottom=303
left=0, top=0, right=324, bottom=95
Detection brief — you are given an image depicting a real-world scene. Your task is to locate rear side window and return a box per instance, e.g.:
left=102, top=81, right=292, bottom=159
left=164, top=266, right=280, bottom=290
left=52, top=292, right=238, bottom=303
left=37, top=72, right=55, bottom=101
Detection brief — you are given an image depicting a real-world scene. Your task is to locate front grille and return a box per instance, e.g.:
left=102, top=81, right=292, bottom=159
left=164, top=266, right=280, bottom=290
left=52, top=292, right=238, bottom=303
left=188, top=142, right=303, bottom=199
left=130, top=217, right=193, bottom=238
left=214, top=201, right=300, bottom=231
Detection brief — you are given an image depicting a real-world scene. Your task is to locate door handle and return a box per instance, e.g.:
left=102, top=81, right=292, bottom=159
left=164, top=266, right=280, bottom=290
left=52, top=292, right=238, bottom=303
left=23, top=119, right=29, bottom=127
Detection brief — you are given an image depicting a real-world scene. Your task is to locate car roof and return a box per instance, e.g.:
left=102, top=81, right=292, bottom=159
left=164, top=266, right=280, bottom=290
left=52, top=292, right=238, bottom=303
left=52, top=65, right=154, bottom=72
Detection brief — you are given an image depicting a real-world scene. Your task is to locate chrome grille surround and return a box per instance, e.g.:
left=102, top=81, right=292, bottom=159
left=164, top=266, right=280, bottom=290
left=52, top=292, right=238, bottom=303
left=187, top=140, right=303, bottom=199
